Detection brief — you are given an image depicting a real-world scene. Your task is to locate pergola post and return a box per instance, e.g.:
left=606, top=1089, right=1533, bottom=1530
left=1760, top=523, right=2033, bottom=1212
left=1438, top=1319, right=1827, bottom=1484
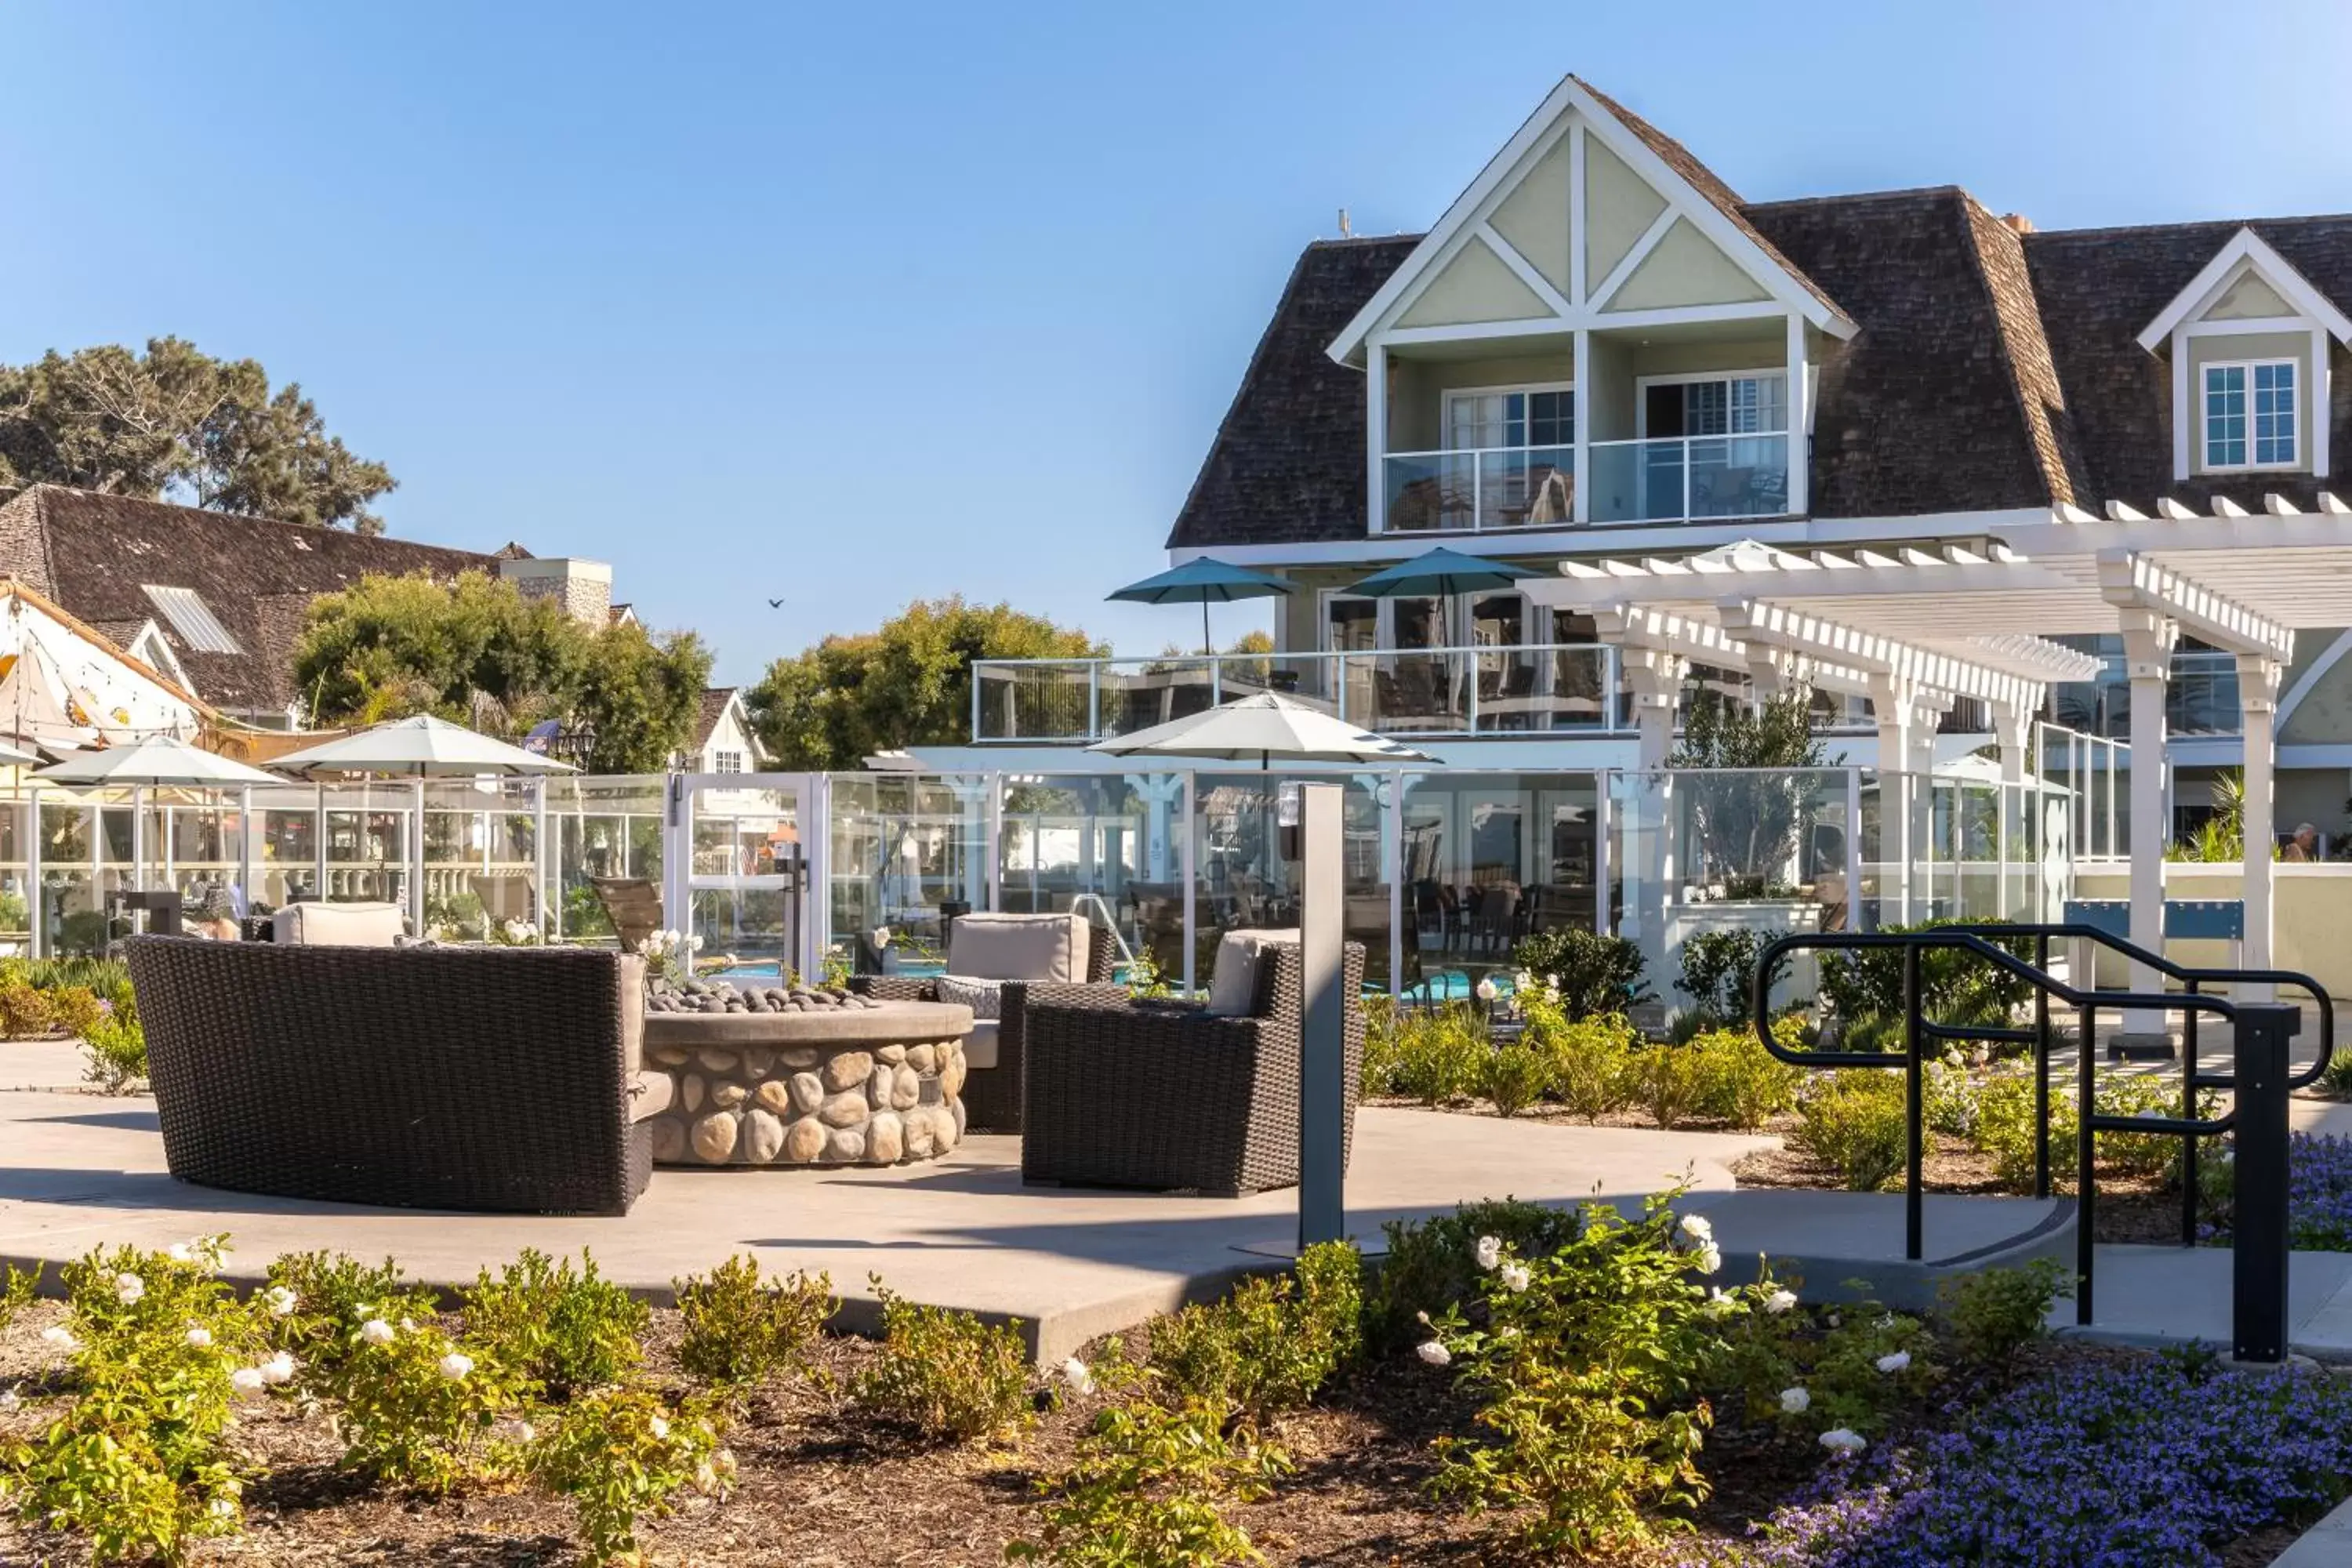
left=1617, top=647, right=1684, bottom=975
left=1871, top=676, right=1918, bottom=924
left=1991, top=700, right=2031, bottom=921
left=2238, top=655, right=2282, bottom=989
left=2118, top=608, right=2178, bottom=1054
left=1621, top=648, right=1684, bottom=771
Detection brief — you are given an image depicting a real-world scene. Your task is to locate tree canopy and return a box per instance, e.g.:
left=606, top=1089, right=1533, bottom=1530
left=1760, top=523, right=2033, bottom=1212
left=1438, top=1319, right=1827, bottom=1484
left=0, top=337, right=397, bottom=532
left=747, top=597, right=1105, bottom=770
left=292, top=572, right=712, bottom=773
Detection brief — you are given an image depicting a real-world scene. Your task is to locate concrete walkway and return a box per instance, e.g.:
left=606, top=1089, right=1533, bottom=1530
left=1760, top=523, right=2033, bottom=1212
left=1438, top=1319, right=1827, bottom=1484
left=2050, top=1243, right=2352, bottom=1359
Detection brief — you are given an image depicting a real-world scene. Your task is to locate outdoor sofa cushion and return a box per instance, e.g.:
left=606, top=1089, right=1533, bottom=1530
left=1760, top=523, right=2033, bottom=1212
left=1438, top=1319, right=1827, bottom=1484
left=1206, top=927, right=1300, bottom=1016
left=271, top=901, right=406, bottom=946
left=933, top=974, right=1006, bottom=1018
left=963, top=1019, right=1002, bottom=1071
left=946, top=913, right=1090, bottom=983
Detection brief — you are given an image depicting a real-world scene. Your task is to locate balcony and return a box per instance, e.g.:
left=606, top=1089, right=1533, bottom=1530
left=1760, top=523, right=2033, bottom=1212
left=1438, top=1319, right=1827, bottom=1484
left=973, top=646, right=1623, bottom=743
left=1382, top=445, right=1574, bottom=533
left=1587, top=433, right=1791, bottom=524
left=2049, top=648, right=2245, bottom=739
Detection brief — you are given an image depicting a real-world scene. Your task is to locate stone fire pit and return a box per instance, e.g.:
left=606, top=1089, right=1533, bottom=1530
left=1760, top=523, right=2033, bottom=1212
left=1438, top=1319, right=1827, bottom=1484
left=639, top=997, right=973, bottom=1169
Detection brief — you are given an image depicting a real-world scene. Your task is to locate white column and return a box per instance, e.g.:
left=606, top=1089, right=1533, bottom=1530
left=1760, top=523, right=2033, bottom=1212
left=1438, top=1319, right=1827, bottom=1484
left=1622, top=648, right=1684, bottom=771
left=1617, top=648, right=1684, bottom=977
left=1784, top=313, right=1810, bottom=517
left=1991, top=702, right=2031, bottom=784
left=1366, top=344, right=1388, bottom=534
left=1871, top=676, right=1917, bottom=925
left=2120, top=610, right=2178, bottom=1047
left=2239, top=655, right=2282, bottom=987
left=1571, top=329, right=1592, bottom=526
left=1991, top=702, right=2029, bottom=920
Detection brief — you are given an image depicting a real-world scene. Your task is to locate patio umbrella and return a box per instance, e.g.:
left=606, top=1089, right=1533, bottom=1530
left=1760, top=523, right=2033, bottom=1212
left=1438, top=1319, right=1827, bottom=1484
left=1088, top=691, right=1432, bottom=770
left=271, top=716, right=577, bottom=937
left=0, top=737, right=42, bottom=768
left=1107, top=557, right=1294, bottom=655
left=1347, top=547, right=1541, bottom=648
left=33, top=736, right=281, bottom=901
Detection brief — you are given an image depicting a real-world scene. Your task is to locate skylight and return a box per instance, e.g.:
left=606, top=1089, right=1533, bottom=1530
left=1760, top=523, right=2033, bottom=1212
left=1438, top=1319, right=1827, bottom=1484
left=140, top=585, right=242, bottom=655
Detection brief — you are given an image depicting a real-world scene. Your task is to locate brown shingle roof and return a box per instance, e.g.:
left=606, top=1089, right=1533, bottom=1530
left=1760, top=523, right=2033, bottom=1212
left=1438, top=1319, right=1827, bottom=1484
left=0, top=486, right=509, bottom=713
left=695, top=687, right=738, bottom=751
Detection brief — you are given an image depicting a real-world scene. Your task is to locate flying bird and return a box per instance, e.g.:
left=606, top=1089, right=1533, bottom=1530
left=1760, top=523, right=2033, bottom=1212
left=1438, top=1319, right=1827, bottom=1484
left=767, top=597, right=786, bottom=608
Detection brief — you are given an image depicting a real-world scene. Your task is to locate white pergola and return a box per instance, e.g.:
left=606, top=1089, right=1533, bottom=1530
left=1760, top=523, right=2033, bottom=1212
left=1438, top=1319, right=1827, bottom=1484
left=1527, top=495, right=2352, bottom=994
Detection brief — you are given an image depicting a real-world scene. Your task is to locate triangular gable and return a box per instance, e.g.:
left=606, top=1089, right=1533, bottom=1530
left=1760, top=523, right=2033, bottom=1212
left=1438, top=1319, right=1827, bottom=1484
left=1602, top=217, right=1770, bottom=312
left=2135, top=226, right=2352, bottom=350
left=1327, top=75, right=1852, bottom=365
left=1396, top=234, right=1552, bottom=328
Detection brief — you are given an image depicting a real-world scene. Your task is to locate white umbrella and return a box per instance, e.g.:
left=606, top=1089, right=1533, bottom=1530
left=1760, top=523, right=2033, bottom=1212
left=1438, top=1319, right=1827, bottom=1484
left=271, top=716, right=575, bottom=937
left=1087, top=691, right=1433, bottom=769
left=32, top=735, right=278, bottom=787
left=0, top=737, right=40, bottom=768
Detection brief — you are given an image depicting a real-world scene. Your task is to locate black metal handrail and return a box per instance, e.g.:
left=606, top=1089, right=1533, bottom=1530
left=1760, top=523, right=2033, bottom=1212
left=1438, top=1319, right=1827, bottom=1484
left=1751, top=927, right=2307, bottom=1358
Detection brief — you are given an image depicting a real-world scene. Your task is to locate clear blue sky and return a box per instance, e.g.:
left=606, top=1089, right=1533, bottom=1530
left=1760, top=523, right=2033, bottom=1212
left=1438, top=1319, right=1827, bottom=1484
left=2, top=1, right=2343, bottom=683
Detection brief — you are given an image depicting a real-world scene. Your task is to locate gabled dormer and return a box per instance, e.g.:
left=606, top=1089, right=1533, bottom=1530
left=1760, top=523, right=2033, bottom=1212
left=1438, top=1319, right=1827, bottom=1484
left=2136, top=227, right=2352, bottom=482
left=1325, top=76, right=1853, bottom=535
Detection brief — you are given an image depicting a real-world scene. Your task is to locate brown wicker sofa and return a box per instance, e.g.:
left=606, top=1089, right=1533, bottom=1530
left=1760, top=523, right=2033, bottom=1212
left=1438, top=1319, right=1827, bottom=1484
left=850, top=913, right=1121, bottom=1132
left=1021, top=941, right=1367, bottom=1196
left=124, top=937, right=652, bottom=1216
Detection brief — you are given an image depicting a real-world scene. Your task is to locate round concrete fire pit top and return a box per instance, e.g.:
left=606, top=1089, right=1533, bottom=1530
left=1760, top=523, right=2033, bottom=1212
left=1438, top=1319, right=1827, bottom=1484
left=641, top=1000, right=972, bottom=1048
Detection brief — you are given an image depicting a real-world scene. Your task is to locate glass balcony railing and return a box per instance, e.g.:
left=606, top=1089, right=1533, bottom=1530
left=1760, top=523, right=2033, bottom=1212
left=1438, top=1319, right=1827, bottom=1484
left=1383, top=445, right=1574, bottom=532
left=972, top=646, right=1622, bottom=742
left=2047, top=649, right=2245, bottom=739
left=1587, top=433, right=1791, bottom=524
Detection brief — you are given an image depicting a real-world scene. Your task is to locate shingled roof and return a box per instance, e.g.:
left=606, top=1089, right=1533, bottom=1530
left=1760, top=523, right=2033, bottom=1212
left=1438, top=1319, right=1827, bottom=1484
left=1166, top=195, right=2352, bottom=548
left=0, top=486, right=512, bottom=713
left=695, top=687, right=739, bottom=751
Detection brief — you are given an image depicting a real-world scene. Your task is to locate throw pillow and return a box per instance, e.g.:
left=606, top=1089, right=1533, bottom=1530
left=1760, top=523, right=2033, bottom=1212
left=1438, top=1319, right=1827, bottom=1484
left=935, top=974, right=1006, bottom=1020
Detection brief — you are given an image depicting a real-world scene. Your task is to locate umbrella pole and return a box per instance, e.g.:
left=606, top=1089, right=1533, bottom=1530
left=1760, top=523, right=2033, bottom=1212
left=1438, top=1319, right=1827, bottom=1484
left=1202, top=600, right=1213, bottom=659
left=412, top=775, right=427, bottom=938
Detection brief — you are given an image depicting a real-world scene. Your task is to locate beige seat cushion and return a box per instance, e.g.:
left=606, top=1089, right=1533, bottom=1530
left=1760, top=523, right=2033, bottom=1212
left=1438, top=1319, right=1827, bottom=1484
left=272, top=901, right=406, bottom=946
left=946, top=913, right=1089, bottom=983
left=1206, top=927, right=1300, bottom=1017
left=963, top=1019, right=1001, bottom=1072
left=627, top=1071, right=674, bottom=1123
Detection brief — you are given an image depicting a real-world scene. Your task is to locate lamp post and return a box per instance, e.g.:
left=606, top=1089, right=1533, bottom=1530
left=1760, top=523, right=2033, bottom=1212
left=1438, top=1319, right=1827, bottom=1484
left=1290, top=781, right=1346, bottom=1250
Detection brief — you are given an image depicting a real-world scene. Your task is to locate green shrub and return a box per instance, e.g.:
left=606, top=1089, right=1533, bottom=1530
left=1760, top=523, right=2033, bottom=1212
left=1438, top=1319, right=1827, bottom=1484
left=1976, top=1069, right=2204, bottom=1193
left=1522, top=998, right=1636, bottom=1121
left=1791, top=1301, right=1939, bottom=1436
left=1675, top=928, right=1783, bottom=1025
left=1940, top=1258, right=2072, bottom=1368
left=528, top=1384, right=730, bottom=1566
left=673, top=1255, right=834, bottom=1388
left=1628, top=1042, right=1709, bottom=1130
left=1480, top=1036, right=1552, bottom=1118
left=1359, top=994, right=1404, bottom=1097
left=1391, top=1002, right=1488, bottom=1107
left=1796, top=1070, right=1915, bottom=1191
left=1817, top=917, right=2034, bottom=1031
left=1922, top=1052, right=1984, bottom=1138
left=1007, top=1396, right=1291, bottom=1568
left=79, top=1011, right=147, bottom=1094
left=2, top=1240, right=259, bottom=1563
left=461, top=1248, right=647, bottom=1402
left=1147, top=1242, right=1361, bottom=1420
left=263, top=1251, right=430, bottom=1372
left=850, top=1279, right=1033, bottom=1443
left=328, top=1313, right=528, bottom=1494
left=1687, top=1022, right=1806, bottom=1129
left=0, top=1260, right=31, bottom=1334
left=0, top=978, right=52, bottom=1037
left=1509, top=928, right=1653, bottom=1021
left=2323, top=1049, right=2352, bottom=1098
left=1421, top=1196, right=1720, bottom=1555
left=1366, top=1198, right=1584, bottom=1352
left=43, top=985, right=103, bottom=1040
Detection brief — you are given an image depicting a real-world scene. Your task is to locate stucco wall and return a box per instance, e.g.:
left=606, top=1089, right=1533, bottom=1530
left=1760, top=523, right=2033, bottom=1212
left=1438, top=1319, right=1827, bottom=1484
left=1386, top=349, right=1576, bottom=452
left=1583, top=137, right=1664, bottom=287
left=2073, top=862, right=2352, bottom=1000
left=1490, top=138, right=1572, bottom=296
left=1396, top=235, right=1548, bottom=329
left=1604, top=219, right=1770, bottom=312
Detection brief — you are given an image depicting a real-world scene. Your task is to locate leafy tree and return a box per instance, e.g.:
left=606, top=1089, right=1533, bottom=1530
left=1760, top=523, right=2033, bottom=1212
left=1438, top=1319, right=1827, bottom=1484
left=293, top=572, right=710, bottom=772
left=747, top=597, right=1105, bottom=771
left=0, top=337, right=395, bottom=532
left=1668, top=684, right=1828, bottom=898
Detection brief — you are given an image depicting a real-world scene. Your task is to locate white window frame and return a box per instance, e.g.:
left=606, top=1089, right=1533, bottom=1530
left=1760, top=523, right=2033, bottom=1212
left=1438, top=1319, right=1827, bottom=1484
left=2199, top=356, right=2301, bottom=473
left=712, top=749, right=745, bottom=775
left=1632, top=369, right=1793, bottom=438
left=1434, top=379, right=1577, bottom=456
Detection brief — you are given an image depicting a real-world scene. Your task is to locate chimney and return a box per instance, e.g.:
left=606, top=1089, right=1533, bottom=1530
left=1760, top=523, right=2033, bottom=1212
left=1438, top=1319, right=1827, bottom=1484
left=499, top=556, right=614, bottom=626
left=1338, top=207, right=1352, bottom=238
left=2000, top=212, right=2034, bottom=235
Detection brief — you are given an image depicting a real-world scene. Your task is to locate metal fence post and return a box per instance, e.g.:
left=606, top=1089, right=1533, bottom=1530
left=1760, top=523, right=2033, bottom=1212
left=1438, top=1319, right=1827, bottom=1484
left=1902, top=941, right=1923, bottom=1261
left=2077, top=999, right=2097, bottom=1325
left=2233, top=1000, right=2299, bottom=1363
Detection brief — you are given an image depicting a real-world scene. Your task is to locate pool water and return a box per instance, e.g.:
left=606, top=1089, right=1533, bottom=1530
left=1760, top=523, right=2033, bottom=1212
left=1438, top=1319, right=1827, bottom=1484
left=713, top=960, right=1514, bottom=1004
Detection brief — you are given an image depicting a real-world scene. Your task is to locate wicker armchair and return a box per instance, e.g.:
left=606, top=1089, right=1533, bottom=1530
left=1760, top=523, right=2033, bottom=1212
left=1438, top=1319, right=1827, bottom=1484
left=124, top=937, right=650, bottom=1216
left=850, top=931, right=1118, bottom=1132
left=1022, top=942, right=1366, bottom=1196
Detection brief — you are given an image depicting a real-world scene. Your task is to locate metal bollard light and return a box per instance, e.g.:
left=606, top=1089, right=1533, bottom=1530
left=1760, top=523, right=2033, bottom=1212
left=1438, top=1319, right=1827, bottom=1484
left=2231, top=1000, right=2299, bottom=1364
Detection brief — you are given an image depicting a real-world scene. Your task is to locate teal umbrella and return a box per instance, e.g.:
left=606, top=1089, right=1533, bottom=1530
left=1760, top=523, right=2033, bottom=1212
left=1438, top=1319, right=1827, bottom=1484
left=1348, top=548, right=1540, bottom=646
left=1109, top=557, right=1294, bottom=655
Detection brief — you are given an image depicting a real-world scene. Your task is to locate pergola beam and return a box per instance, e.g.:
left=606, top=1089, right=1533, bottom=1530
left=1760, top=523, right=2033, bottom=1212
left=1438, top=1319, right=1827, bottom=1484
left=1717, top=597, right=2053, bottom=714
left=2096, top=550, right=2296, bottom=660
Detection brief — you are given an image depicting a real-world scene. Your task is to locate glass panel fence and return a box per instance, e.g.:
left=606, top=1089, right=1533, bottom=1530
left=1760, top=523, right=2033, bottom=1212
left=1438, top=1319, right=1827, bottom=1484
left=826, top=774, right=990, bottom=976
left=1588, top=434, right=1791, bottom=524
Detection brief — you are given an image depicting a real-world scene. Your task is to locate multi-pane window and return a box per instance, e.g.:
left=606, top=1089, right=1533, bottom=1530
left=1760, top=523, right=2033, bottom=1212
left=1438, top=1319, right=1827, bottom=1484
left=1673, top=374, right=1788, bottom=436
left=713, top=750, right=744, bottom=774
left=1445, top=387, right=1574, bottom=450
left=2204, top=360, right=2296, bottom=470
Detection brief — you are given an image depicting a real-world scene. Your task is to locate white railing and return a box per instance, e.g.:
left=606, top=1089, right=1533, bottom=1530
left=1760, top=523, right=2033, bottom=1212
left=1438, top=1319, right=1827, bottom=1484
left=1382, top=444, right=1574, bottom=532
left=1587, top=432, right=1791, bottom=524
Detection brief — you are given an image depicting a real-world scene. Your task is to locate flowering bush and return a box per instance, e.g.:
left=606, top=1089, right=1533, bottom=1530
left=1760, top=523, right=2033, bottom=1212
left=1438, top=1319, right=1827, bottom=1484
left=1510, top=927, right=1653, bottom=1019
left=849, top=1280, right=1033, bottom=1443
left=1388, top=1002, right=1490, bottom=1107
left=672, top=1255, right=834, bottom=1389
left=462, top=1247, right=646, bottom=1401
left=1796, top=1071, right=1914, bottom=1191
left=1699, top=1356, right=2352, bottom=1565
left=326, top=1312, right=528, bottom=1494
left=1688, top=1020, right=1809, bottom=1130
left=1007, top=1396, right=1292, bottom=1567
left=1630, top=1040, right=1712, bottom=1131
left=1366, top=1197, right=1585, bottom=1351
left=1938, top=1258, right=2071, bottom=1368
left=1421, top=1195, right=1736, bottom=1555
left=528, top=1383, right=729, bottom=1566
left=1479, top=1035, right=1553, bottom=1119
left=0, top=1237, right=258, bottom=1563
left=1974, top=1069, right=2209, bottom=1193
left=633, top=927, right=703, bottom=989
left=1145, top=1242, right=1361, bottom=1421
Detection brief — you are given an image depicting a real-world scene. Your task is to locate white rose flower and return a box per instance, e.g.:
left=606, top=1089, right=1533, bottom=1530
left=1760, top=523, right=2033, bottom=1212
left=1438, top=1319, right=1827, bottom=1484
left=260, top=1352, right=296, bottom=1386
left=0, top=1385, right=20, bottom=1413
left=1060, top=1357, right=1094, bottom=1396
left=688, top=935, right=705, bottom=952
left=1875, top=1351, right=1911, bottom=1374
left=1473, top=1235, right=1502, bottom=1272
left=1475, top=976, right=1498, bottom=1002
left=1693, top=1242, right=1722, bottom=1276
left=264, top=1287, right=298, bottom=1318
left=184, top=1326, right=213, bottom=1348
left=1820, top=1428, right=1867, bottom=1455
left=437, top=1352, right=474, bottom=1382
left=1704, top=1287, right=1740, bottom=1317
left=648, top=1415, right=670, bottom=1440
left=1416, top=1340, right=1452, bottom=1367
left=517, top=1421, right=537, bottom=1444
left=1678, top=1214, right=1714, bottom=1244
left=694, top=1461, right=719, bottom=1493
left=400, top=1317, right=417, bottom=1334
left=230, top=1367, right=267, bottom=1397
left=168, top=1243, right=194, bottom=1264
left=209, top=1497, right=238, bottom=1522
left=114, top=1272, right=145, bottom=1305
left=40, top=1326, right=78, bottom=1351
left=359, top=1319, right=395, bottom=1346
left=1498, top=1262, right=1530, bottom=1294
left=1780, top=1385, right=1811, bottom=1414
left=1765, top=1289, right=1798, bottom=1316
